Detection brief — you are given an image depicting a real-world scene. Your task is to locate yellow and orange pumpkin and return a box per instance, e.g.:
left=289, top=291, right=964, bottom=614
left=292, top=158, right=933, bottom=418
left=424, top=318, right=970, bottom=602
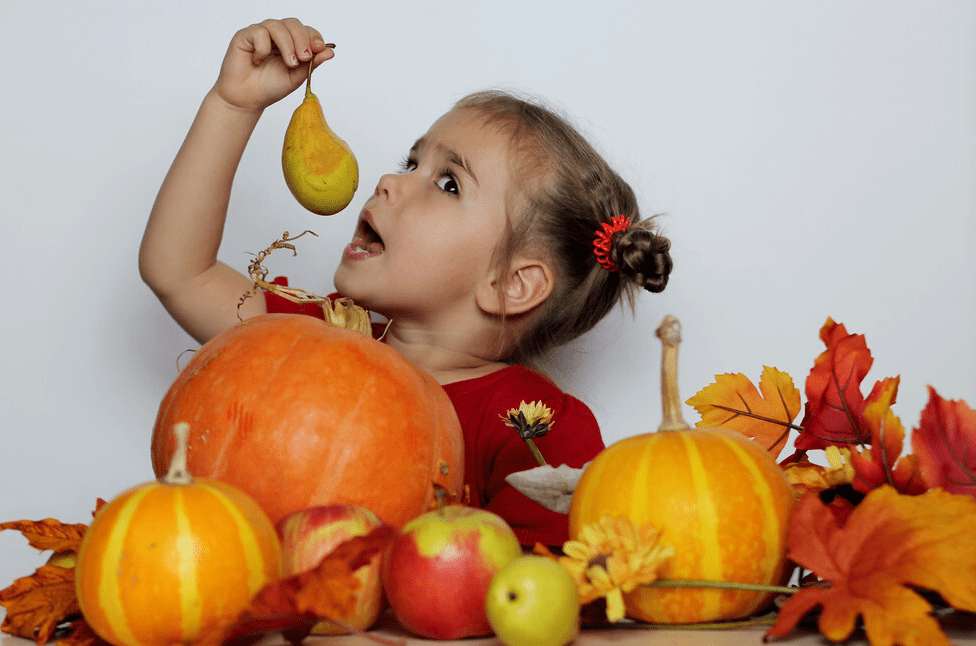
left=76, top=423, right=281, bottom=646
left=568, top=316, right=794, bottom=624
left=150, top=314, right=464, bottom=529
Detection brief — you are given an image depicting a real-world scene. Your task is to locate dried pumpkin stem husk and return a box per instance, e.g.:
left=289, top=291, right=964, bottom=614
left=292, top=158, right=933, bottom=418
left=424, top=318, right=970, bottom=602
left=243, top=231, right=372, bottom=336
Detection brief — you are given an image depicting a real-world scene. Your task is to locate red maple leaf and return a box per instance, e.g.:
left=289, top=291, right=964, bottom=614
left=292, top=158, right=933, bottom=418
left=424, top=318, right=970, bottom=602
left=794, top=319, right=875, bottom=452
left=912, top=386, right=976, bottom=497
left=849, top=376, right=927, bottom=495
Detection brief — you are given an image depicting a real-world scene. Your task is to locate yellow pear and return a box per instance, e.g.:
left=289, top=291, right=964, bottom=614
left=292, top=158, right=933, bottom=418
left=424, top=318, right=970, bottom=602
left=282, top=61, right=359, bottom=215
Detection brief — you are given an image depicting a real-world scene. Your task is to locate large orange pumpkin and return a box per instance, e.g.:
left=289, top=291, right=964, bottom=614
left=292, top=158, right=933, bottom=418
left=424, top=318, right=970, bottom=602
left=150, top=314, right=464, bottom=529
left=568, top=316, right=794, bottom=624
left=77, top=423, right=282, bottom=646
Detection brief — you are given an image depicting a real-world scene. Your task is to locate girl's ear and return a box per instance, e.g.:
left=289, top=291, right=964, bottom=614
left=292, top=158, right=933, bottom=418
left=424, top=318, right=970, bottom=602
left=476, top=257, right=554, bottom=316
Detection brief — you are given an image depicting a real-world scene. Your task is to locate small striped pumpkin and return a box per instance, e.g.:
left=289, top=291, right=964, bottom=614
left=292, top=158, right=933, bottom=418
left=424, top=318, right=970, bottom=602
left=75, top=423, right=282, bottom=646
left=567, top=316, right=794, bottom=624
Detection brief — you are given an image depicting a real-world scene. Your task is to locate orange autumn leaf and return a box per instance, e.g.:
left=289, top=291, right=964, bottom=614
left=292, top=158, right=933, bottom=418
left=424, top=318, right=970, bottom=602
left=216, top=525, right=395, bottom=646
left=0, top=519, right=87, bottom=554
left=849, top=376, right=927, bottom=495
left=686, top=366, right=800, bottom=456
left=912, top=386, right=976, bottom=498
left=0, top=517, right=91, bottom=644
left=0, top=565, right=80, bottom=644
left=795, top=318, right=876, bottom=452
left=767, top=486, right=976, bottom=646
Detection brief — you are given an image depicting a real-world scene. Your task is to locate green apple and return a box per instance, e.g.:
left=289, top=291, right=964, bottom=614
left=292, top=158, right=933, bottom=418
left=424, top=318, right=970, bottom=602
left=486, top=555, right=581, bottom=646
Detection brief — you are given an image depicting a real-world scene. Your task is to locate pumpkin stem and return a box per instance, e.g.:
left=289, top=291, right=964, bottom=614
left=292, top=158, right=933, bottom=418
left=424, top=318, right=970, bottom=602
left=241, top=231, right=373, bottom=336
left=656, top=315, right=692, bottom=432
left=432, top=483, right=449, bottom=512
left=163, top=422, right=195, bottom=485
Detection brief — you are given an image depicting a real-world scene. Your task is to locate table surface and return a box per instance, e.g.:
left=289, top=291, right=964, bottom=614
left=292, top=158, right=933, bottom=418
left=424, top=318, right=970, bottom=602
left=2, top=608, right=974, bottom=646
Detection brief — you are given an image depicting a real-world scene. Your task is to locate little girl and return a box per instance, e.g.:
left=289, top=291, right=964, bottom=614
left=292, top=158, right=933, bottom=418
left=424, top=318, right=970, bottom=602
left=140, top=18, right=672, bottom=546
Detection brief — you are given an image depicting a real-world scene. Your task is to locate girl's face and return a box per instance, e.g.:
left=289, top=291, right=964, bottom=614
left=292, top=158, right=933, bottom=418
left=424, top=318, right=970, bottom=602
left=333, top=108, right=517, bottom=323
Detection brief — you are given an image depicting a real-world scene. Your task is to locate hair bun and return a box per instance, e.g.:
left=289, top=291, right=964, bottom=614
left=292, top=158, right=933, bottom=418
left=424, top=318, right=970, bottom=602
left=612, top=226, right=673, bottom=293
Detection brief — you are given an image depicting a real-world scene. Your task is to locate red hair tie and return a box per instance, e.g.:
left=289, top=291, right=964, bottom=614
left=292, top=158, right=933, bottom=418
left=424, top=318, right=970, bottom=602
left=593, top=215, right=630, bottom=272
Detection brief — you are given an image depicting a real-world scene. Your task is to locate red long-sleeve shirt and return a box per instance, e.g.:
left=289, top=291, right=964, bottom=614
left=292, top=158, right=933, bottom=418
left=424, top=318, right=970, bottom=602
left=264, top=279, right=605, bottom=546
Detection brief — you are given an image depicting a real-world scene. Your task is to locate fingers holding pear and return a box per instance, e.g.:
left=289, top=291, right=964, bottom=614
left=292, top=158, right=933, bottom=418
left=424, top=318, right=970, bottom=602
left=216, top=18, right=335, bottom=111
left=254, top=18, right=333, bottom=68
left=282, top=61, right=359, bottom=215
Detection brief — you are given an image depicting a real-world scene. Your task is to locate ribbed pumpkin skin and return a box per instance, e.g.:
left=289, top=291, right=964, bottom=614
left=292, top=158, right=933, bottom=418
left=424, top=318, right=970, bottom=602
left=568, top=427, right=793, bottom=624
left=150, top=314, right=464, bottom=529
left=75, top=478, right=281, bottom=646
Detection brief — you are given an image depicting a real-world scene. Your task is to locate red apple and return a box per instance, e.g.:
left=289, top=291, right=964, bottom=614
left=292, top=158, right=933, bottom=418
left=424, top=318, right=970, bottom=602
left=276, top=504, right=385, bottom=634
left=381, top=505, right=522, bottom=639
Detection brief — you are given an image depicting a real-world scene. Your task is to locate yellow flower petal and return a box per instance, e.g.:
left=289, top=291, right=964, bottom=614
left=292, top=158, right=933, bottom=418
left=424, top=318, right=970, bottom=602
left=562, top=541, right=591, bottom=561
left=605, top=588, right=627, bottom=623
left=585, top=564, right=612, bottom=591
left=561, top=515, right=673, bottom=622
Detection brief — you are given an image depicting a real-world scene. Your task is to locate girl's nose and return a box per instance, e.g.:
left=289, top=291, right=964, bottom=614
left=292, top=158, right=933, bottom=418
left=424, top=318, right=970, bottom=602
left=374, top=173, right=402, bottom=204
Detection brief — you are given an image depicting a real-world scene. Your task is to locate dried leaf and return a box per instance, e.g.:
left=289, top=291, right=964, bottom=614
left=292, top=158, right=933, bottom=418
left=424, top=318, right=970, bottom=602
left=912, top=386, right=976, bottom=497
left=795, top=319, right=875, bottom=452
left=849, top=376, right=927, bottom=495
left=321, top=297, right=372, bottom=336
left=217, top=526, right=395, bottom=646
left=767, top=486, right=976, bottom=646
left=56, top=619, right=109, bottom=646
left=243, top=232, right=372, bottom=337
left=0, top=565, right=80, bottom=644
left=686, top=366, right=801, bottom=456
left=505, top=463, right=588, bottom=514
left=0, top=519, right=87, bottom=554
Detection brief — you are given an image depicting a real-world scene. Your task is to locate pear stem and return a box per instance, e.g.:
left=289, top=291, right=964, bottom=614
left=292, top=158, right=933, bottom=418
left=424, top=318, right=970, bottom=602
left=305, top=59, right=313, bottom=98
left=656, top=315, right=692, bottom=433
left=163, top=422, right=194, bottom=485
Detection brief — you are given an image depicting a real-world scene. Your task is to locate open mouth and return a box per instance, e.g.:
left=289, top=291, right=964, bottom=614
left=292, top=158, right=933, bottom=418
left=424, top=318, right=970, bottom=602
left=348, top=217, right=385, bottom=256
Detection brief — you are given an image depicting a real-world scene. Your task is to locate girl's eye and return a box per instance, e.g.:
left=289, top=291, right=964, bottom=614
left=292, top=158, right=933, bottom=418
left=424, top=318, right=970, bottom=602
left=399, top=156, right=418, bottom=173
left=436, top=173, right=459, bottom=196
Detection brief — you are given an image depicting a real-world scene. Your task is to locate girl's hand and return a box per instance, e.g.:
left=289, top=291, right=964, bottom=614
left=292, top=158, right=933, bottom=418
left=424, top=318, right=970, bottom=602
left=213, top=18, right=335, bottom=112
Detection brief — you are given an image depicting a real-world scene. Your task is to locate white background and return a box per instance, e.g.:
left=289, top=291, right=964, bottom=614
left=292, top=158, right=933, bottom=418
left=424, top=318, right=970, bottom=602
left=1, top=1, right=973, bottom=587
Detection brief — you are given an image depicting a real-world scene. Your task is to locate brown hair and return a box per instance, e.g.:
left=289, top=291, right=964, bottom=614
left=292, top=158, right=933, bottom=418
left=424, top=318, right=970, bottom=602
left=454, top=90, right=673, bottom=363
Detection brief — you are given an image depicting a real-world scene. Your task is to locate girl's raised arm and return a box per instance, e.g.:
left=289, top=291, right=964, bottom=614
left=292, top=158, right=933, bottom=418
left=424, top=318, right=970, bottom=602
left=139, top=19, right=333, bottom=344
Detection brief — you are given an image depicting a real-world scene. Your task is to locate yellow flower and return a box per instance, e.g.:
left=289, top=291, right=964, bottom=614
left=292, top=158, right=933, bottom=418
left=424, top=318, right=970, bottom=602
left=557, top=516, right=674, bottom=622
left=501, top=400, right=555, bottom=439
left=500, top=401, right=555, bottom=466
